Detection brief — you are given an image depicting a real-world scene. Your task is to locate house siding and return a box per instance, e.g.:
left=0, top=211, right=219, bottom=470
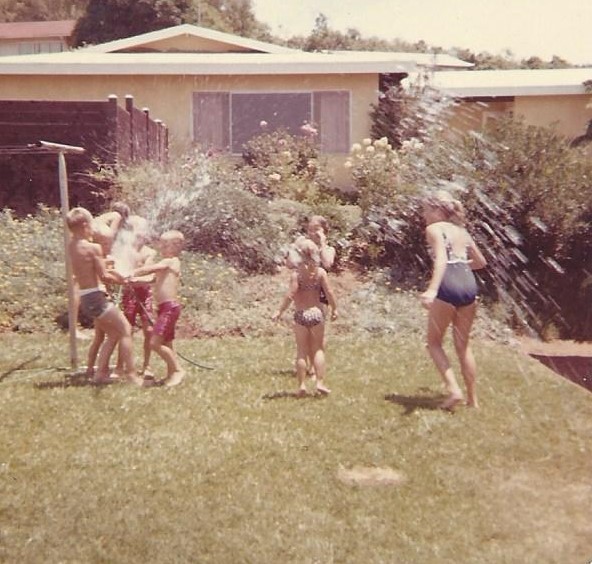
left=0, top=72, right=377, bottom=188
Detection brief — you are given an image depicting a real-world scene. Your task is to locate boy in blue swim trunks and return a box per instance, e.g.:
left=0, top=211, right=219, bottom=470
left=67, top=207, right=142, bottom=386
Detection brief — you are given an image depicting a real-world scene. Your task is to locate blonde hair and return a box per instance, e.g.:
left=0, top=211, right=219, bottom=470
left=296, top=238, right=320, bottom=265
left=160, top=230, right=184, bottom=250
left=66, top=207, right=92, bottom=231
left=423, top=190, right=466, bottom=226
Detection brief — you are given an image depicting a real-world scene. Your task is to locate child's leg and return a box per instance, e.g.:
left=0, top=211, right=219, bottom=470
left=293, top=324, right=310, bottom=394
left=151, top=335, right=184, bottom=386
left=141, top=319, right=153, bottom=375
left=96, top=308, right=140, bottom=385
left=453, top=303, right=479, bottom=408
left=426, top=300, right=463, bottom=407
left=309, top=323, right=329, bottom=394
left=86, top=323, right=105, bottom=377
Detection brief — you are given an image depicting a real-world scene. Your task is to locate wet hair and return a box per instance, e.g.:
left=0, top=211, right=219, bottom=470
left=111, top=201, right=130, bottom=220
left=308, top=215, right=329, bottom=234
left=66, top=207, right=92, bottom=231
left=296, top=238, right=320, bottom=265
left=423, top=190, right=466, bottom=226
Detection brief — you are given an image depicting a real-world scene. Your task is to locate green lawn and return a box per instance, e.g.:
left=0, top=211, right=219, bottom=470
left=0, top=333, right=590, bottom=563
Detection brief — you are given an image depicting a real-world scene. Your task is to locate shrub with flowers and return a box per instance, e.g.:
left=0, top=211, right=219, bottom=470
left=345, top=136, right=417, bottom=214
left=239, top=124, right=332, bottom=202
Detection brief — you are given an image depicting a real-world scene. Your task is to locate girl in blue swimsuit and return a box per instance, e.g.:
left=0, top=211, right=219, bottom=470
left=420, top=190, right=487, bottom=410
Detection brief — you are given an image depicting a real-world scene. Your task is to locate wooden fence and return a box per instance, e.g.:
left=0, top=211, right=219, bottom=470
left=0, top=95, right=168, bottom=213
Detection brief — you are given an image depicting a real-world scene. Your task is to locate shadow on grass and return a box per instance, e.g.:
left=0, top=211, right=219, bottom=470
left=384, top=390, right=447, bottom=415
left=34, top=371, right=113, bottom=390
left=262, top=390, right=328, bottom=401
left=271, top=368, right=297, bottom=377
left=0, top=355, right=42, bottom=383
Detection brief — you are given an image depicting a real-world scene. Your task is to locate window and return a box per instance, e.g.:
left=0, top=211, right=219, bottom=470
left=193, top=90, right=350, bottom=154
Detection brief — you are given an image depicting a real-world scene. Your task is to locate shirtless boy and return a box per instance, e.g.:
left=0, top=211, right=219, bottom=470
left=66, top=207, right=142, bottom=385
left=132, top=230, right=185, bottom=387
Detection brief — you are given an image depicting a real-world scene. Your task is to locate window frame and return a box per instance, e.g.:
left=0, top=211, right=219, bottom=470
left=192, top=89, right=351, bottom=155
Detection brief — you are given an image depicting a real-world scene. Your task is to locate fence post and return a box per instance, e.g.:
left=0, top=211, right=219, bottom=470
left=107, top=94, right=118, bottom=165
left=155, top=119, right=162, bottom=163
left=142, top=107, right=150, bottom=160
left=125, top=94, right=134, bottom=162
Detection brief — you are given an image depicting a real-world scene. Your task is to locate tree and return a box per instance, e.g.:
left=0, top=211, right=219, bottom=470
left=72, top=0, right=192, bottom=46
left=0, top=0, right=87, bottom=22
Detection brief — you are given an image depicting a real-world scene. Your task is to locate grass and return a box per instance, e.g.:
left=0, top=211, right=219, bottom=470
left=0, top=331, right=590, bottom=563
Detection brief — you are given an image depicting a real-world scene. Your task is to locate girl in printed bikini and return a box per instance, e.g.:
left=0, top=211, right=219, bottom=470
left=273, top=239, right=338, bottom=396
left=420, top=190, right=487, bottom=410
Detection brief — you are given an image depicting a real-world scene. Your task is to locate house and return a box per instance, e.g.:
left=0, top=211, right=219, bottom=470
left=0, top=24, right=470, bottom=188
left=421, top=68, right=592, bottom=146
left=0, top=20, right=75, bottom=55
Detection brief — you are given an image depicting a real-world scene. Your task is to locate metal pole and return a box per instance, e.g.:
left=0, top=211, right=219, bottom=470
left=39, top=141, right=85, bottom=370
left=58, top=151, right=78, bottom=370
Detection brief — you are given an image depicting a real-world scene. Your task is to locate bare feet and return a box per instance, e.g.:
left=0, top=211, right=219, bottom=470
left=296, top=386, right=307, bottom=397
left=440, top=393, right=463, bottom=411
left=109, top=369, right=123, bottom=380
left=315, top=383, right=331, bottom=396
left=125, top=372, right=145, bottom=387
left=466, top=398, right=480, bottom=409
left=163, top=370, right=185, bottom=387
left=92, top=374, right=114, bottom=385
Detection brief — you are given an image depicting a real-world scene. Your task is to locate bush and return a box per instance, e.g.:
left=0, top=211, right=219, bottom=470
left=351, top=113, right=592, bottom=339
left=106, top=150, right=287, bottom=273
left=239, top=126, right=333, bottom=202
left=0, top=207, right=67, bottom=332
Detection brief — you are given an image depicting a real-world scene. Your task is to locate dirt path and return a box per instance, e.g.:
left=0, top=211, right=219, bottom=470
left=520, top=338, right=592, bottom=392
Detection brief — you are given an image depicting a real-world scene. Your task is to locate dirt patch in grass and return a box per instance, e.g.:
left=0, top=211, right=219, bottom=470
left=337, top=466, right=406, bottom=487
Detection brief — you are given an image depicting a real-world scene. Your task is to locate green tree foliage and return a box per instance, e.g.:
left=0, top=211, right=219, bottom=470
left=72, top=0, right=270, bottom=46
left=72, top=0, right=192, bottom=46
left=0, top=0, right=87, bottom=22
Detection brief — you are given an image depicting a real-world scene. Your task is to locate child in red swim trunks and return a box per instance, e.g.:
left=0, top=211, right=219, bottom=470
left=132, top=230, right=185, bottom=387
left=120, top=217, right=157, bottom=377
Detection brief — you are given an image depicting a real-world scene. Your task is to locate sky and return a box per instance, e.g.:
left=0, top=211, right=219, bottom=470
left=251, top=0, right=592, bottom=65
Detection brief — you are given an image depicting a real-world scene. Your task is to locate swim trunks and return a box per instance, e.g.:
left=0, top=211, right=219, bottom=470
left=436, top=232, right=477, bottom=307
left=294, top=306, right=324, bottom=327
left=153, top=301, right=181, bottom=341
left=79, top=289, right=113, bottom=320
left=122, top=284, right=153, bottom=327
left=437, top=263, right=478, bottom=307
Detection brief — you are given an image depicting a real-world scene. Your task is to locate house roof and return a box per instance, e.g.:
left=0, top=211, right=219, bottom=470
left=0, top=49, right=414, bottom=75
left=422, top=68, right=592, bottom=97
left=0, top=23, right=472, bottom=76
left=0, top=20, right=75, bottom=40
left=82, top=23, right=297, bottom=54
left=329, top=50, right=472, bottom=69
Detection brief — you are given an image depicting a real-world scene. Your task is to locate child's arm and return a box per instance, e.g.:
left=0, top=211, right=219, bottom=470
left=316, top=230, right=336, bottom=270
left=420, top=225, right=447, bottom=309
left=319, top=269, right=338, bottom=320
left=467, top=234, right=487, bottom=270
left=130, top=247, right=156, bottom=283
left=133, top=258, right=173, bottom=278
left=91, top=244, right=125, bottom=285
left=272, top=272, right=298, bottom=322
